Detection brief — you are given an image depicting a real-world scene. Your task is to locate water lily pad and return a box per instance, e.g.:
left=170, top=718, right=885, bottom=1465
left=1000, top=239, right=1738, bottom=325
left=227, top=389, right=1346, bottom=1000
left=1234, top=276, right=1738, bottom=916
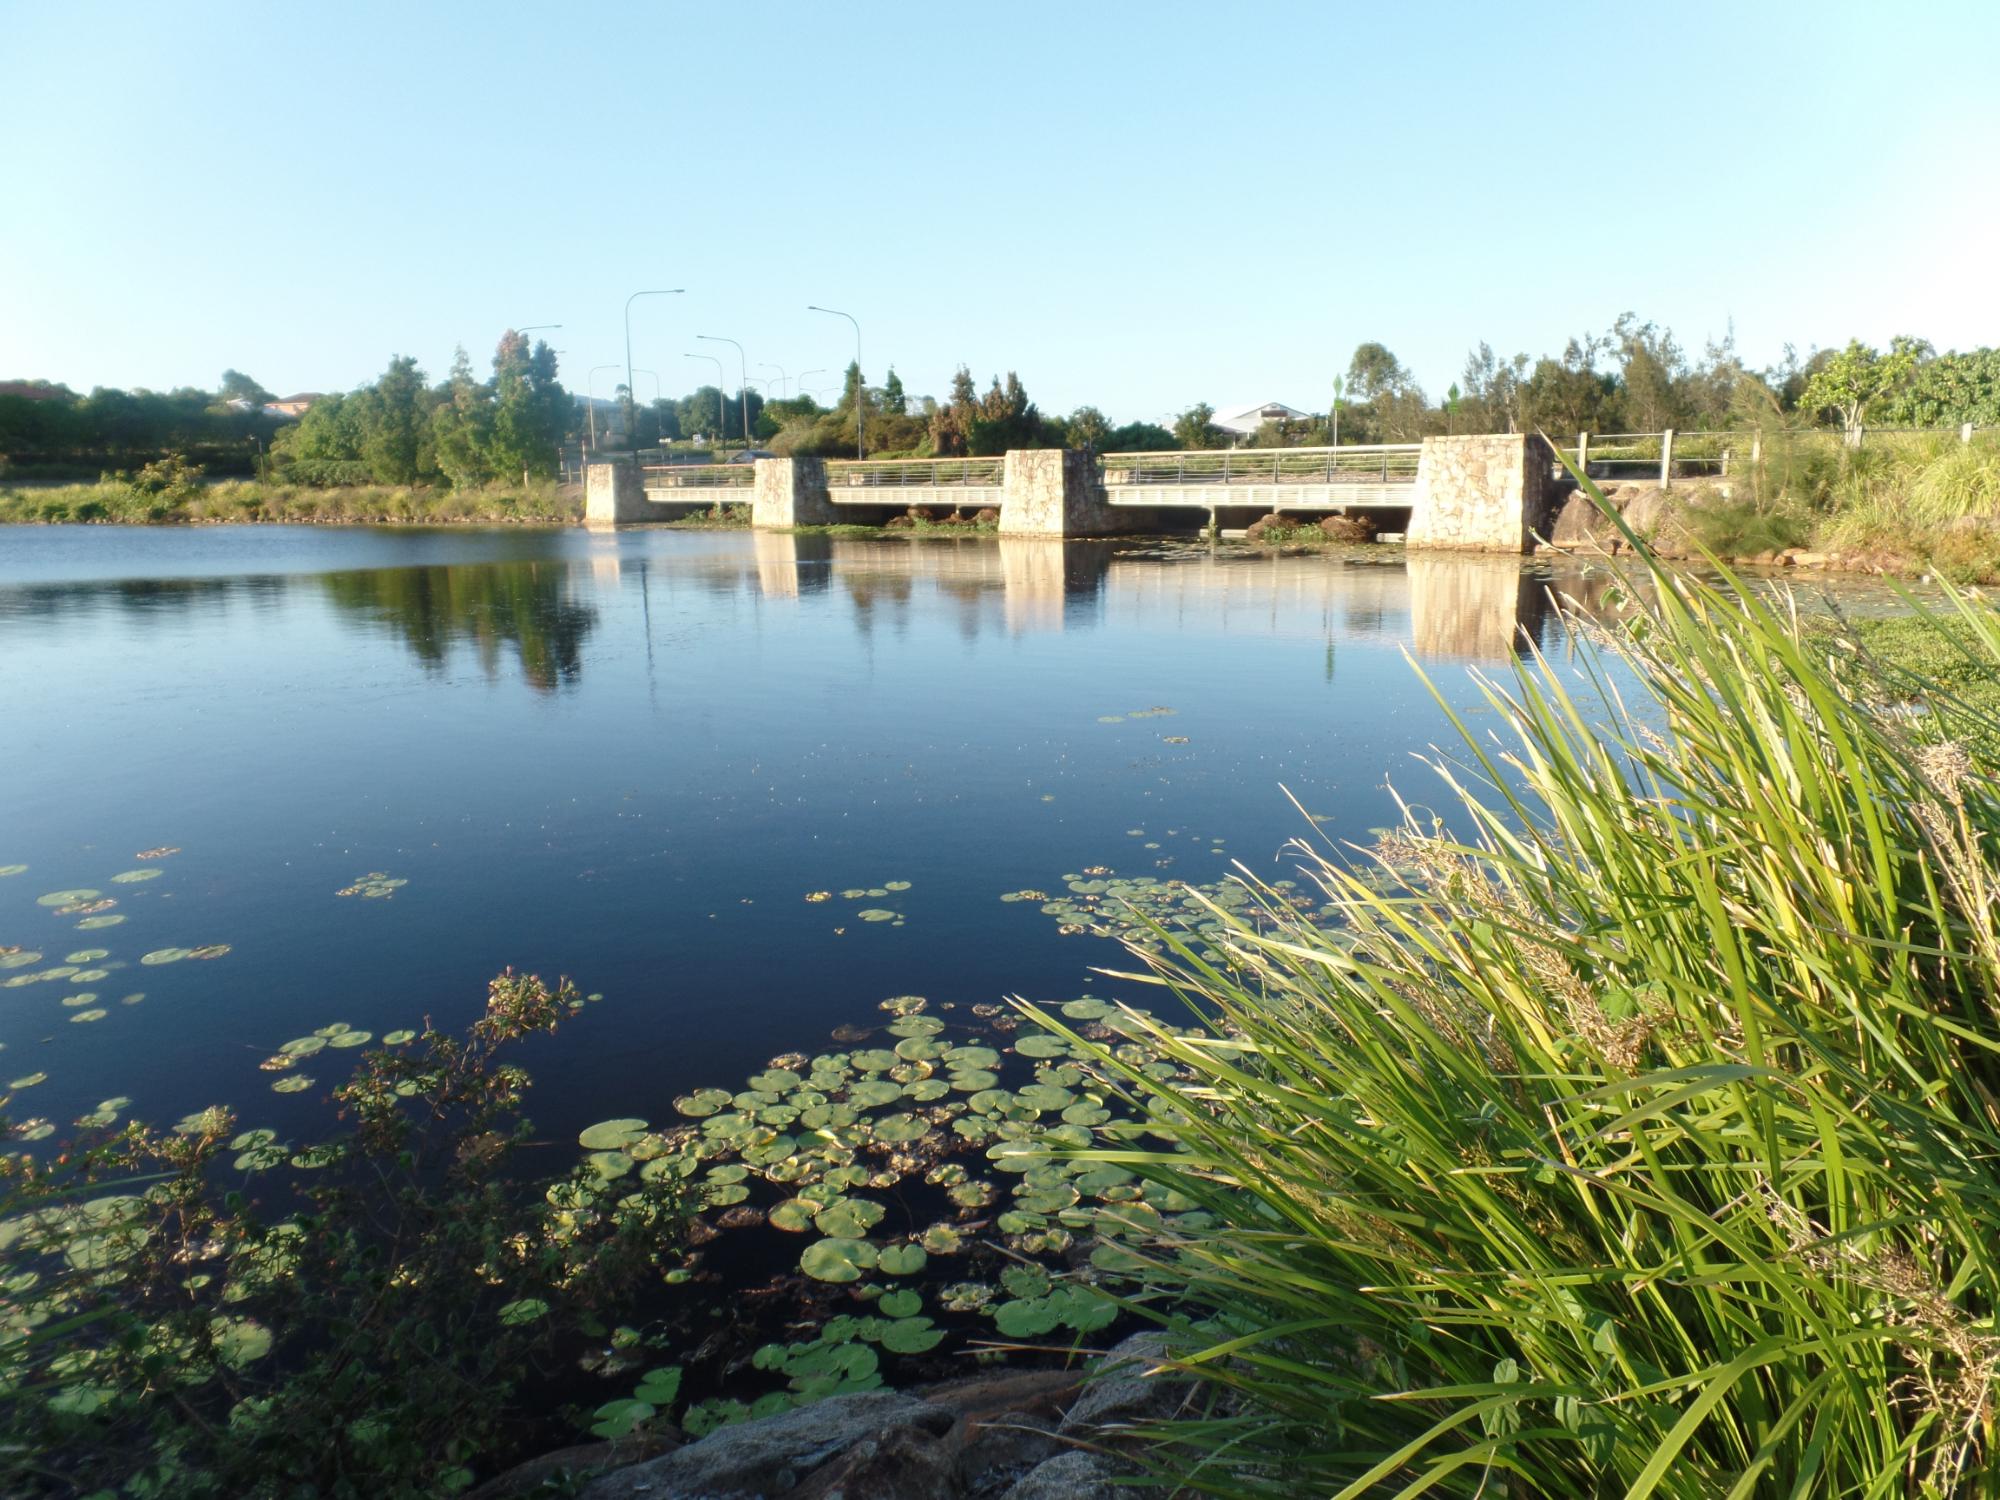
left=1013, top=1033, right=1068, bottom=1059
left=64, top=949, right=109, bottom=965
left=921, top=1223, right=965, bottom=1254
left=382, top=1029, right=416, bottom=1045
left=674, top=1088, right=731, bottom=1118
left=768, top=1199, right=817, bottom=1233
left=877, top=1244, right=927, bottom=1276
left=68, top=1008, right=108, bottom=1023
left=38, top=889, right=101, bottom=907
left=800, top=1238, right=877, bottom=1283
left=879, top=1288, right=923, bottom=1318
left=8, top=1073, right=46, bottom=1090
left=590, top=1398, right=656, bottom=1438
left=883, top=880, right=912, bottom=892
left=210, top=1317, right=273, bottom=1367
left=327, top=1029, right=371, bottom=1048
left=0, top=950, right=40, bottom=971
left=188, top=944, right=232, bottom=961
left=814, top=1199, right=886, bottom=1238
left=0, top=865, right=26, bottom=877
left=879, top=1316, right=943, bottom=1353
left=856, top=909, right=898, bottom=923
left=109, top=870, right=162, bottom=884
left=139, top=948, right=192, bottom=966
left=76, top=915, right=125, bottom=930
left=633, top=1366, right=682, bottom=1407
left=993, top=1297, right=1061, bottom=1338
left=271, top=1075, right=312, bottom=1094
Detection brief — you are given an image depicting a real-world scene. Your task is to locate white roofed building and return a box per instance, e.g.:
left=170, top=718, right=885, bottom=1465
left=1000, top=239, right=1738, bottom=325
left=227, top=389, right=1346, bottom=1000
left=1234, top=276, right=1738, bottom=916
left=1212, top=400, right=1316, bottom=437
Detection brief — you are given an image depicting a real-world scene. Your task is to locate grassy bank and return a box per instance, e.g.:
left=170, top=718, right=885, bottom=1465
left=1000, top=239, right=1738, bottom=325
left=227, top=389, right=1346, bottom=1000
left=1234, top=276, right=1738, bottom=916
left=1046, top=484, right=2000, bottom=1494
left=0, top=478, right=580, bottom=526
left=1659, top=430, right=2000, bottom=581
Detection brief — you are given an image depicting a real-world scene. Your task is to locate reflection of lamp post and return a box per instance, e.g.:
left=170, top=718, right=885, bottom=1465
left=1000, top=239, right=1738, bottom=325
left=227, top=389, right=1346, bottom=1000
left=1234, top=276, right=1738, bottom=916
left=624, top=290, right=683, bottom=452
left=806, top=305, right=863, bottom=457
left=588, top=364, right=622, bottom=452
left=684, top=352, right=726, bottom=445
left=696, top=335, right=749, bottom=451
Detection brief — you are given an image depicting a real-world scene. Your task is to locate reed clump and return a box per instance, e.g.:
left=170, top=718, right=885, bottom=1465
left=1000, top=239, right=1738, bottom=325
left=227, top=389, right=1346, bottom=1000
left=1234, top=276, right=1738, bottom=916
left=1043, top=473, right=2000, bottom=1497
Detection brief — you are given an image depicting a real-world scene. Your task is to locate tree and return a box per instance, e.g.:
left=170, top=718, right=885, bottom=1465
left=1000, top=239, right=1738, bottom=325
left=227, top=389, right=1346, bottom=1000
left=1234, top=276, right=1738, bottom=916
left=929, top=367, right=980, bottom=456
left=1173, top=403, right=1224, bottom=450
left=1609, top=314, right=1688, bottom=432
left=429, top=347, right=494, bottom=488
left=1105, top=421, right=1176, bottom=451
left=219, top=369, right=275, bottom=407
left=1065, top=406, right=1110, bottom=450
left=882, top=368, right=908, bottom=416
left=1798, top=337, right=1930, bottom=442
left=354, top=355, right=431, bottom=484
left=1461, top=343, right=1530, bottom=434
left=491, top=334, right=567, bottom=480
left=1345, top=343, right=1412, bottom=402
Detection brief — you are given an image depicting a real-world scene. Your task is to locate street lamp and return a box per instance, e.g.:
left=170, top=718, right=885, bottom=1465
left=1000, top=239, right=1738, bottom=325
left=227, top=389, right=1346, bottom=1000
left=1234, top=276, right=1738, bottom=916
left=684, top=352, right=726, bottom=444
left=588, top=364, right=623, bottom=452
left=1330, top=375, right=1344, bottom=448
left=798, top=368, right=827, bottom=407
left=760, top=363, right=790, bottom=400
left=624, top=289, right=684, bottom=452
left=696, top=335, right=749, bottom=452
left=806, top=305, right=863, bottom=457
left=514, top=323, right=562, bottom=338
left=631, top=368, right=665, bottom=445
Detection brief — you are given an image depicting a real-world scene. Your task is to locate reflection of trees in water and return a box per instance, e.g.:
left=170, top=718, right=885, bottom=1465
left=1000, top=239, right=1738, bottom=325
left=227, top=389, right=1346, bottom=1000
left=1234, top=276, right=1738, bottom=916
left=320, top=563, right=595, bottom=692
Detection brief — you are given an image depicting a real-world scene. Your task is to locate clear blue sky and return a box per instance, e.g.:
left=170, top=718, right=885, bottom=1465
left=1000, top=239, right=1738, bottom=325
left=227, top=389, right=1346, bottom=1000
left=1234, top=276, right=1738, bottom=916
left=5, top=0, right=1995, bottom=422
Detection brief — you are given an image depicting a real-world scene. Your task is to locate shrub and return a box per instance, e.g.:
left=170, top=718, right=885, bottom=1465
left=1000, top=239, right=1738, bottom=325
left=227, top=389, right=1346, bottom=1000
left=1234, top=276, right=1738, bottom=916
left=1043, top=480, right=2000, bottom=1496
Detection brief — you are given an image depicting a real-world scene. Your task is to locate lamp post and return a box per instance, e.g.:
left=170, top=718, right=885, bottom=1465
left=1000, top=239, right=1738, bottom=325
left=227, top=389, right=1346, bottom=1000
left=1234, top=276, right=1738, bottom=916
left=630, top=368, right=664, bottom=446
left=760, top=363, right=790, bottom=400
left=1331, top=375, right=1343, bottom=448
left=696, top=335, right=749, bottom=452
left=588, top=364, right=623, bottom=452
left=514, top=323, right=562, bottom=340
left=624, top=290, right=684, bottom=453
left=806, top=305, right=863, bottom=457
left=684, top=352, right=726, bottom=445
left=798, top=368, right=827, bottom=409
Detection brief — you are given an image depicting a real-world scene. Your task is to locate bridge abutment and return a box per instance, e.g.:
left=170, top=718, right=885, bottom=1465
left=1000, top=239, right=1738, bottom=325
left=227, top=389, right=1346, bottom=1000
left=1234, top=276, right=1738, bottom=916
left=1407, top=434, right=1557, bottom=553
left=584, top=460, right=646, bottom=527
left=751, top=457, right=837, bottom=528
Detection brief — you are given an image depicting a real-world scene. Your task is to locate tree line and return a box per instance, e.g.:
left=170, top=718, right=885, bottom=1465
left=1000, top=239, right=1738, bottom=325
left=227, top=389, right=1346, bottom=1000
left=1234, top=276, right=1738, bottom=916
left=5, top=319, right=1994, bottom=484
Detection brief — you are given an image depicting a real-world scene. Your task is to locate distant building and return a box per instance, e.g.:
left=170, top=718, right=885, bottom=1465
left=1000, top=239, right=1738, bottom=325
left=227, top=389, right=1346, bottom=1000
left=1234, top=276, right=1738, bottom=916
left=1213, top=400, right=1316, bottom=436
left=266, top=393, right=322, bottom=419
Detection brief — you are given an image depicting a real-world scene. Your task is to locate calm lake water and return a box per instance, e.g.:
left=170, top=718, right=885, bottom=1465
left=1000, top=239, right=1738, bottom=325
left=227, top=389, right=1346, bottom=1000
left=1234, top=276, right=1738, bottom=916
left=0, top=525, right=1891, bottom=1149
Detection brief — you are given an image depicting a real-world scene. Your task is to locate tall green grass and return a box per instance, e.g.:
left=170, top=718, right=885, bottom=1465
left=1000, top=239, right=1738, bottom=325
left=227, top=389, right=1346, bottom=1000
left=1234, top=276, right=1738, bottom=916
left=1040, top=475, right=2000, bottom=1496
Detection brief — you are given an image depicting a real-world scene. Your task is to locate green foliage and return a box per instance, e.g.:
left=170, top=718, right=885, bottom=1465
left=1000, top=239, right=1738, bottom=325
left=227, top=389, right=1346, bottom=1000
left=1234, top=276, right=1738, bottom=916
left=1172, top=403, right=1223, bottom=451
left=1798, top=337, right=1928, bottom=437
left=0, top=479, right=578, bottom=527
left=1679, top=496, right=1813, bottom=556
left=1036, top=493, right=2000, bottom=1495
left=1879, top=348, right=2000, bottom=428
left=0, top=972, right=692, bottom=1498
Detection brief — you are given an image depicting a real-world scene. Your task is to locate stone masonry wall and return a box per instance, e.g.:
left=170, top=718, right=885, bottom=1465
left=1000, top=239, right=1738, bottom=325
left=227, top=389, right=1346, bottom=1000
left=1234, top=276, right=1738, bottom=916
left=751, top=457, right=836, bottom=528
left=583, top=461, right=645, bottom=527
left=1407, top=434, right=1556, bottom=553
left=999, top=449, right=1110, bottom=536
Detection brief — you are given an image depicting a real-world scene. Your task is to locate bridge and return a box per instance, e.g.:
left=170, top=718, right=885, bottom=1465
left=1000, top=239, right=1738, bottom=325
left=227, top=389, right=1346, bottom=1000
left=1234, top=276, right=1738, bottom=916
left=590, top=434, right=1555, bottom=553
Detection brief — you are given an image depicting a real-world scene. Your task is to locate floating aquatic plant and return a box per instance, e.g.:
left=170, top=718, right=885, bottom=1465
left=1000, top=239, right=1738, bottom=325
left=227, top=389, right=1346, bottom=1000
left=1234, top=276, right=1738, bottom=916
left=336, top=873, right=408, bottom=899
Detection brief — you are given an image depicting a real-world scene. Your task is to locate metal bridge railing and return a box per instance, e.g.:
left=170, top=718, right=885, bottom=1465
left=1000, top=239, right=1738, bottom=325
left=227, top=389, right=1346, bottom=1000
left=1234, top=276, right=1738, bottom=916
left=640, top=464, right=753, bottom=488
left=825, top=457, right=1005, bottom=488
left=1100, top=445, right=1421, bottom=486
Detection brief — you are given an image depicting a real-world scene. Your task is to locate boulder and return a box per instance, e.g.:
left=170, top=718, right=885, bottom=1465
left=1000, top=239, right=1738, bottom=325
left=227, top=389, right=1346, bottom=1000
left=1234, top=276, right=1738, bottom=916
left=1319, top=514, right=1375, bottom=543
left=579, top=1391, right=946, bottom=1499
left=1058, top=1333, right=1191, bottom=1436
left=997, top=1450, right=1124, bottom=1499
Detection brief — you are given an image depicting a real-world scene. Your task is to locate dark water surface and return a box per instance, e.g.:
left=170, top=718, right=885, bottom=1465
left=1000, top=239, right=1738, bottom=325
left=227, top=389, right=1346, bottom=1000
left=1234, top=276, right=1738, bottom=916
left=0, top=525, right=1673, bottom=1145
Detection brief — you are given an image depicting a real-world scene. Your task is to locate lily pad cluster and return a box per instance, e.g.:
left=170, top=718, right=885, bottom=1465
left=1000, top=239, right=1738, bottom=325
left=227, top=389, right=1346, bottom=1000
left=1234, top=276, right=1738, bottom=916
left=1017, top=866, right=1334, bottom=963
left=565, top=990, right=1208, bottom=1428
left=336, top=872, right=408, bottom=900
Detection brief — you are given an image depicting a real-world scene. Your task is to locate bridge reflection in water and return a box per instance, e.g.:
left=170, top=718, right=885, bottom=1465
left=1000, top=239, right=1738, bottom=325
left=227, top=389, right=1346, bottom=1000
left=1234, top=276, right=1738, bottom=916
left=605, top=533, right=1606, bottom=662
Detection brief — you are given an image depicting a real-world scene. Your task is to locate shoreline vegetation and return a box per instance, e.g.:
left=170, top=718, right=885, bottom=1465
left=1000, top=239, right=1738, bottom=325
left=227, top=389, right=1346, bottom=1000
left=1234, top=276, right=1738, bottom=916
left=10, top=476, right=2000, bottom=1494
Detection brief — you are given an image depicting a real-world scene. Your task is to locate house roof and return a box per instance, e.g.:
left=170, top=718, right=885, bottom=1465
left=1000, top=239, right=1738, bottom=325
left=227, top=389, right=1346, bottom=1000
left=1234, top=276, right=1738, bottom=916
left=1213, top=400, right=1314, bottom=434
